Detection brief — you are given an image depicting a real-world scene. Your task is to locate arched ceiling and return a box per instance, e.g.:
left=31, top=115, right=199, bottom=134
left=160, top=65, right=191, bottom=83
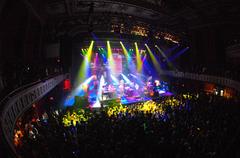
left=43, top=0, right=240, bottom=41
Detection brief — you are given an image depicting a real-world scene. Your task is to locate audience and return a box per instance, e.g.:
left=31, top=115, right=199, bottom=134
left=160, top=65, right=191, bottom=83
left=16, top=93, right=240, bottom=158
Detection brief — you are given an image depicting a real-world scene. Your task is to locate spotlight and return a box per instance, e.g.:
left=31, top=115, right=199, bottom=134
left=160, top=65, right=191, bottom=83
left=77, top=41, right=94, bottom=83
left=121, top=74, right=131, bottom=84
left=145, top=44, right=163, bottom=73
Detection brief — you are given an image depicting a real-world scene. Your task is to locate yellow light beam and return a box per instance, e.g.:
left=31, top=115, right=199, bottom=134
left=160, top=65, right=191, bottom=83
left=155, top=45, right=176, bottom=70
left=77, top=41, right=94, bottom=83
left=120, top=41, right=131, bottom=64
left=135, top=42, right=143, bottom=73
left=107, top=41, right=115, bottom=72
left=145, top=44, right=163, bottom=74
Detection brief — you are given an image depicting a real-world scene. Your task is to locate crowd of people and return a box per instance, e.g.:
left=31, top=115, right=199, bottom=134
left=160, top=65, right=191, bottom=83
left=15, top=92, right=240, bottom=158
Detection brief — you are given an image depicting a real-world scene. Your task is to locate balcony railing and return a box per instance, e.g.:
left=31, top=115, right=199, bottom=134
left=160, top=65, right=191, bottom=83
left=0, top=74, right=68, bottom=157
left=0, top=71, right=240, bottom=157
left=160, top=71, right=240, bottom=91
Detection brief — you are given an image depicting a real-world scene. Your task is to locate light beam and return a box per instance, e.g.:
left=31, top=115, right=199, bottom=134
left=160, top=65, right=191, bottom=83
left=135, top=42, right=143, bottom=73
left=145, top=44, right=163, bottom=74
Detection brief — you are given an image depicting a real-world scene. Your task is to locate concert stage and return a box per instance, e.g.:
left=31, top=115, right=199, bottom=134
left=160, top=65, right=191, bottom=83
left=64, top=40, right=174, bottom=108
left=64, top=74, right=172, bottom=107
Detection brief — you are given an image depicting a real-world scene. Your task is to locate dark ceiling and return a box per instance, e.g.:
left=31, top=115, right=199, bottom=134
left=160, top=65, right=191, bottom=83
left=1, top=0, right=240, bottom=42
left=43, top=0, right=240, bottom=38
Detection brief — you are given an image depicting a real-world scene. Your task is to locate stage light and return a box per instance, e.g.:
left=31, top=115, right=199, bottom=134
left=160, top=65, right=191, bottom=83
left=83, top=49, right=86, bottom=55
left=80, top=76, right=94, bottom=87
left=155, top=45, right=175, bottom=70
left=75, top=75, right=95, bottom=96
left=142, top=54, right=147, bottom=63
left=120, top=42, right=136, bottom=74
left=130, top=74, right=137, bottom=78
left=155, top=80, right=160, bottom=86
left=92, top=100, right=101, bottom=108
left=97, top=75, right=105, bottom=101
left=121, top=74, right=131, bottom=84
left=93, top=52, right=99, bottom=74
left=130, top=73, right=144, bottom=85
left=159, top=90, right=166, bottom=94
left=81, top=49, right=84, bottom=55
left=168, top=47, right=189, bottom=62
left=64, top=76, right=94, bottom=107
left=107, top=41, right=115, bottom=73
left=120, top=41, right=131, bottom=63
left=165, top=44, right=180, bottom=56
left=99, top=47, right=107, bottom=64
left=145, top=44, right=163, bottom=74
left=129, top=49, right=134, bottom=52
left=134, top=42, right=143, bottom=73
left=110, top=74, right=119, bottom=85
left=220, top=90, right=224, bottom=96
left=77, top=41, right=94, bottom=84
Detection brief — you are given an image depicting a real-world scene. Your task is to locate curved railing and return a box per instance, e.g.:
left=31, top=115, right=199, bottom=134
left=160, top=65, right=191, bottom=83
left=160, top=71, right=240, bottom=91
left=0, top=71, right=240, bottom=157
left=0, top=74, right=68, bottom=157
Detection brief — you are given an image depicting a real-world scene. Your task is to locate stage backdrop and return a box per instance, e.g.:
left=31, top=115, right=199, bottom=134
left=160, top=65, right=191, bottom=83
left=112, top=53, right=122, bottom=76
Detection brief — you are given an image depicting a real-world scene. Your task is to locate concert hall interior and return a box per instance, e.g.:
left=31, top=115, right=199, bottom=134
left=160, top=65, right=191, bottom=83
left=0, top=0, right=240, bottom=158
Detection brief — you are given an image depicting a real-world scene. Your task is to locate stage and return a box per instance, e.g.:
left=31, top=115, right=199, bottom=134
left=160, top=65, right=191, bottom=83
left=64, top=74, right=173, bottom=107
left=64, top=41, right=174, bottom=108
